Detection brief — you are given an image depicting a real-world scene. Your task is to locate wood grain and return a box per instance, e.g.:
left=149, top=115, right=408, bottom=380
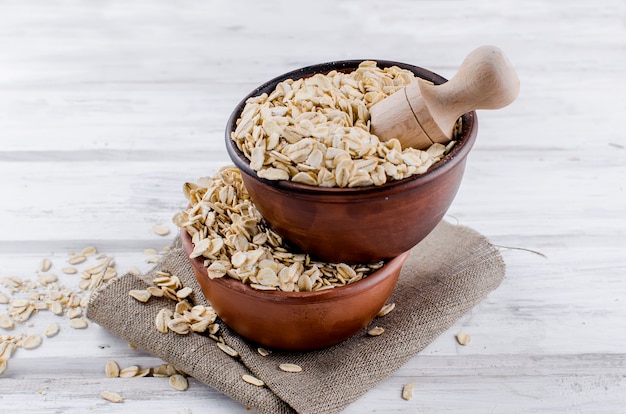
left=1, top=0, right=625, bottom=412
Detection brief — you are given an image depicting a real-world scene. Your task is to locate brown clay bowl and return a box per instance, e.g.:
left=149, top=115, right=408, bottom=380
left=181, top=228, right=410, bottom=351
left=225, top=60, right=478, bottom=264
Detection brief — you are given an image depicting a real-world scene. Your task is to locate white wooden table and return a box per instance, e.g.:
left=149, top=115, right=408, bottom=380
left=1, top=1, right=625, bottom=412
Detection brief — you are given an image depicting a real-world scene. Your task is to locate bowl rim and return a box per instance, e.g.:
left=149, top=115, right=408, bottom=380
left=225, top=59, right=478, bottom=197
left=180, top=228, right=410, bottom=304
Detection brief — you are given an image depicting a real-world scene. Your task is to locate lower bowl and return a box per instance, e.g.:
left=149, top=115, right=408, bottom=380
left=181, top=228, right=410, bottom=351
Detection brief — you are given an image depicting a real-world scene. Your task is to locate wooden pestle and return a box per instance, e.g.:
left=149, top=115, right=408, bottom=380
left=370, top=46, right=520, bottom=149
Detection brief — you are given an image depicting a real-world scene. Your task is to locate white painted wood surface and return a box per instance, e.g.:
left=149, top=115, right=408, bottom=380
left=1, top=0, right=625, bottom=412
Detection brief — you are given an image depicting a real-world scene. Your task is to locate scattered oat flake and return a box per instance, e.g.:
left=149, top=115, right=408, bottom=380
left=136, top=368, right=150, bottom=377
left=143, top=248, right=159, bottom=255
left=176, top=287, right=193, bottom=299
left=128, top=289, right=151, bottom=303
left=68, top=254, right=87, bottom=265
left=38, top=273, right=58, bottom=286
left=45, top=323, right=60, bottom=338
left=119, top=365, right=139, bottom=378
left=39, top=258, right=52, bottom=272
left=22, top=334, right=43, bottom=350
left=0, top=314, right=14, bottom=330
left=257, top=347, right=270, bottom=357
left=69, top=318, right=88, bottom=329
left=146, top=286, right=164, bottom=297
left=456, top=332, right=471, bottom=346
left=279, top=363, right=302, bottom=373
left=169, top=374, right=189, bottom=391
left=0, top=292, right=9, bottom=304
left=62, top=267, right=78, bottom=274
left=105, top=360, right=120, bottom=378
left=216, top=342, right=239, bottom=357
left=81, top=246, right=97, bottom=256
left=367, top=326, right=385, bottom=336
left=152, top=225, right=170, bottom=236
left=377, top=302, right=395, bottom=317
left=402, top=383, right=414, bottom=401
left=242, top=374, right=265, bottom=387
left=127, top=266, right=142, bottom=276
left=101, top=391, right=124, bottom=403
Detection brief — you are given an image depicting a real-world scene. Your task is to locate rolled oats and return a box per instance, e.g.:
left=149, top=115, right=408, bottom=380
left=69, top=318, right=88, bottom=329
left=231, top=61, right=458, bottom=188
left=0, top=292, right=9, bottom=304
left=402, top=383, right=414, bottom=401
left=377, top=302, right=396, bottom=317
left=169, top=374, right=189, bottom=391
left=21, top=334, right=43, bottom=350
left=456, top=332, right=471, bottom=346
left=44, top=323, right=60, bottom=338
left=152, top=224, right=170, bottom=236
left=61, top=267, right=77, bottom=275
left=39, top=258, right=52, bottom=272
left=128, top=289, right=151, bottom=303
left=0, top=315, right=13, bottom=330
left=119, top=365, right=139, bottom=378
left=105, top=360, right=120, bottom=378
left=174, top=166, right=384, bottom=292
left=367, top=326, right=385, bottom=336
left=242, top=374, right=265, bottom=387
left=278, top=363, right=302, bottom=373
left=101, top=391, right=124, bottom=403
left=216, top=342, right=239, bottom=358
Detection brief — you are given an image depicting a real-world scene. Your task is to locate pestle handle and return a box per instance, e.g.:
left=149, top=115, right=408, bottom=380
left=417, top=45, right=520, bottom=138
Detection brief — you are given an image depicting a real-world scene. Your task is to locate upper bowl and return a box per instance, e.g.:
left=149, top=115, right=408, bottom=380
left=225, top=60, right=478, bottom=264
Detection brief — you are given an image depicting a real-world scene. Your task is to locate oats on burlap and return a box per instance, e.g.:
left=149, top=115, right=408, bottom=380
left=242, top=374, right=265, bottom=387
left=377, top=302, right=396, bottom=317
left=216, top=342, right=239, bottom=358
left=231, top=61, right=458, bottom=188
left=279, top=363, right=302, bottom=373
left=174, top=166, right=384, bottom=292
left=128, top=289, right=151, bottom=303
left=367, top=326, right=385, bottom=336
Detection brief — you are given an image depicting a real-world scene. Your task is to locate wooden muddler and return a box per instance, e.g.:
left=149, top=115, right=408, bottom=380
left=370, top=45, right=520, bottom=149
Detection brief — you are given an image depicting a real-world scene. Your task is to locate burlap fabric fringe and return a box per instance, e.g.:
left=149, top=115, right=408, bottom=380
left=87, top=220, right=505, bottom=414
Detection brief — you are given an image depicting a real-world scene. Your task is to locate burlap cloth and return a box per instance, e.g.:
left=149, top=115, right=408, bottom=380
left=87, top=220, right=505, bottom=414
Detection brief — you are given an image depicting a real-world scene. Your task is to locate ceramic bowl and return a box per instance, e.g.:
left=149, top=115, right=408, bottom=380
left=181, top=228, right=409, bottom=351
left=225, top=60, right=478, bottom=264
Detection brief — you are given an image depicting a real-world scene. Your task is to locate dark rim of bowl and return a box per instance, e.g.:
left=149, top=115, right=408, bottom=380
left=181, top=228, right=409, bottom=304
left=225, top=59, right=478, bottom=196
